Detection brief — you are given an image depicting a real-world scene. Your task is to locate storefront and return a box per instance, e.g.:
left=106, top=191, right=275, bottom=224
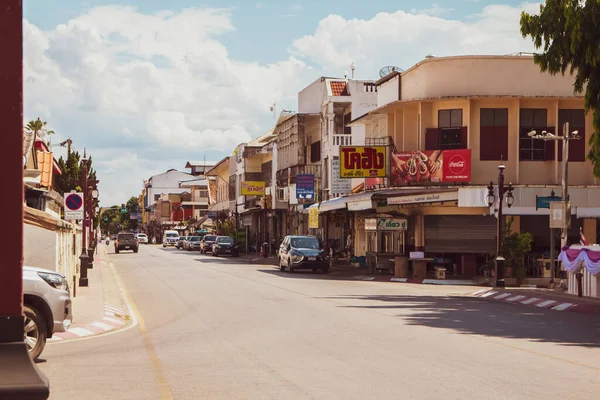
left=364, top=216, right=408, bottom=273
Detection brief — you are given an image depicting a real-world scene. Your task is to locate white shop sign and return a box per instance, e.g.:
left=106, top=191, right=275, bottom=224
left=347, top=199, right=374, bottom=211
left=365, top=217, right=408, bottom=231
left=387, top=191, right=458, bottom=205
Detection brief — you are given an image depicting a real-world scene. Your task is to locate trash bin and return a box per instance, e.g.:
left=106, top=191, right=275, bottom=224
left=262, top=242, right=269, bottom=258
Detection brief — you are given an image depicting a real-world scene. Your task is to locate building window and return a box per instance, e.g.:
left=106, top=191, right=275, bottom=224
left=558, top=109, right=586, bottom=162
left=519, top=109, right=547, bottom=161
left=311, top=141, right=321, bottom=163
left=480, top=108, right=509, bottom=160
left=438, top=109, right=462, bottom=128
left=324, top=157, right=329, bottom=191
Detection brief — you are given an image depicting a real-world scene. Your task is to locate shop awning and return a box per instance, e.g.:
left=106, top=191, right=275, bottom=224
left=386, top=189, right=458, bottom=206
left=319, top=196, right=348, bottom=213
left=346, top=192, right=377, bottom=211
left=303, top=203, right=320, bottom=214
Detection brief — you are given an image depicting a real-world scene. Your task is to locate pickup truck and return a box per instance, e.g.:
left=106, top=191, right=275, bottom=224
left=115, top=233, right=139, bottom=253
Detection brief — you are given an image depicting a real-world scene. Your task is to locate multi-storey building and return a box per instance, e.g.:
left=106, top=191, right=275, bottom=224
left=342, top=54, right=599, bottom=286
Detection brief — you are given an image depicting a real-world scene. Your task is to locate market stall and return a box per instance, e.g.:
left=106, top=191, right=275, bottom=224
left=364, top=217, right=407, bottom=274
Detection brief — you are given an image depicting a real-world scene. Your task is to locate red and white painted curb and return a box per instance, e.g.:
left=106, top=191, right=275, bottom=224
left=391, top=277, right=481, bottom=285
left=49, top=304, right=130, bottom=341
left=471, top=288, right=600, bottom=314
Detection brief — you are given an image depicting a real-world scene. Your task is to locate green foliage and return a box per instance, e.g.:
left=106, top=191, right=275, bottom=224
left=25, top=118, right=55, bottom=145
left=217, top=218, right=236, bottom=237
left=99, top=196, right=140, bottom=233
left=520, top=1, right=600, bottom=177
left=54, top=151, right=97, bottom=197
left=502, top=217, right=533, bottom=268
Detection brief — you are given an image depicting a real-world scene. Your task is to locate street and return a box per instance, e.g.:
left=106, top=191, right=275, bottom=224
left=40, top=245, right=600, bottom=400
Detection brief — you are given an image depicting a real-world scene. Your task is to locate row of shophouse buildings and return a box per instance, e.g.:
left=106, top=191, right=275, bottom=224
left=139, top=54, right=600, bottom=297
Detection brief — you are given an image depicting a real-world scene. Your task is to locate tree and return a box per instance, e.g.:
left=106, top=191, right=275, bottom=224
left=25, top=118, right=55, bottom=146
left=520, top=1, right=600, bottom=177
left=54, top=150, right=97, bottom=196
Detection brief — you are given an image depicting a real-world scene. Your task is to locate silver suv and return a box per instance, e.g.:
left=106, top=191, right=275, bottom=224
left=23, top=266, right=72, bottom=360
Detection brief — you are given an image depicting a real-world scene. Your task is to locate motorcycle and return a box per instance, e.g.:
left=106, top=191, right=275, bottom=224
left=106, top=238, right=110, bottom=245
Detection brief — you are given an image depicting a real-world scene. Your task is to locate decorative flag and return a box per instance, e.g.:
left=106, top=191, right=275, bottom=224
left=580, top=227, right=589, bottom=246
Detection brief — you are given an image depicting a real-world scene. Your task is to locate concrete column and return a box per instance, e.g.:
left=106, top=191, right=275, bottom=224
left=414, top=214, right=425, bottom=251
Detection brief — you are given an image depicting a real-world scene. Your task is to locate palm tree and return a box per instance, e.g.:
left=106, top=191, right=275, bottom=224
left=25, top=118, right=55, bottom=146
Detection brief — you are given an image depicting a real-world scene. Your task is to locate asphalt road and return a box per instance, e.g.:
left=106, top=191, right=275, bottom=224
left=39, top=245, right=600, bottom=400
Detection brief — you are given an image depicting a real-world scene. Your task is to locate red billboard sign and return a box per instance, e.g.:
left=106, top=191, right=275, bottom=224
left=390, top=149, right=471, bottom=185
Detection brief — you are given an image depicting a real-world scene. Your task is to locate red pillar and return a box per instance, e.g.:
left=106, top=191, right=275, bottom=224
left=0, top=1, right=50, bottom=397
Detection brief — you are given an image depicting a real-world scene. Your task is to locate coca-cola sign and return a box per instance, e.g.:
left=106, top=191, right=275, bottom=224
left=390, top=149, right=471, bottom=185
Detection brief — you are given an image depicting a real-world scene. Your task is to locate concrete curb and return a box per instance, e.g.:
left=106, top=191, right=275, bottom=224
left=391, top=277, right=485, bottom=286
left=470, top=288, right=600, bottom=315
left=48, top=304, right=131, bottom=341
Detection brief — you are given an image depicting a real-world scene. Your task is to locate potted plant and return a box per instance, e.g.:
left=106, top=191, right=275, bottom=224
left=502, top=217, right=533, bottom=285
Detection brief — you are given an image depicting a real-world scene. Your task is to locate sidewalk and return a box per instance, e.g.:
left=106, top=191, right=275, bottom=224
left=49, top=243, right=131, bottom=342
left=471, top=287, right=600, bottom=316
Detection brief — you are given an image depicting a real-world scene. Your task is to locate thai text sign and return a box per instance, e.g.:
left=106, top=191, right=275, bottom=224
left=365, top=217, right=407, bottom=231
left=340, top=146, right=387, bottom=178
left=296, top=174, right=315, bottom=199
left=536, top=195, right=562, bottom=210
left=308, top=207, right=319, bottom=229
left=241, top=181, right=266, bottom=196
left=331, top=159, right=351, bottom=193
left=390, top=149, right=471, bottom=185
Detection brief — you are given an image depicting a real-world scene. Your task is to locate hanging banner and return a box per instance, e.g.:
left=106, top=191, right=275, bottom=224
left=339, top=146, right=387, bottom=178
left=241, top=181, right=266, bottom=196
left=390, top=149, right=471, bottom=185
left=308, top=206, right=319, bottom=229
left=296, top=174, right=315, bottom=199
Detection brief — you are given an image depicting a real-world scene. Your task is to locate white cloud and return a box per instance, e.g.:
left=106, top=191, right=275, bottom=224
left=290, top=2, right=541, bottom=74
left=25, top=3, right=543, bottom=205
left=410, top=4, right=454, bottom=17
left=24, top=6, right=312, bottom=205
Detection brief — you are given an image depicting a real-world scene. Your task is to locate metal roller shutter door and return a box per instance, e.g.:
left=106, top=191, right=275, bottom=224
left=425, top=215, right=496, bottom=253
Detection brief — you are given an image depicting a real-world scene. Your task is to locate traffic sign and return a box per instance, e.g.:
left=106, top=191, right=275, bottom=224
left=64, top=193, right=84, bottom=220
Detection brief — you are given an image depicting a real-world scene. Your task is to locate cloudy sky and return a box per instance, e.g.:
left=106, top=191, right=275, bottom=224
left=23, top=0, right=541, bottom=206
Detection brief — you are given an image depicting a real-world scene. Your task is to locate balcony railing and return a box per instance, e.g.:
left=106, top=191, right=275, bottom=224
left=332, top=135, right=352, bottom=146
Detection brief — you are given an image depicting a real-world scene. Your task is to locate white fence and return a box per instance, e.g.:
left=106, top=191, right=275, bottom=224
left=24, top=206, right=82, bottom=294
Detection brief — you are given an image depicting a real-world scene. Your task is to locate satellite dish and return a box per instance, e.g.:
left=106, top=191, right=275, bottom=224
left=379, top=65, right=402, bottom=78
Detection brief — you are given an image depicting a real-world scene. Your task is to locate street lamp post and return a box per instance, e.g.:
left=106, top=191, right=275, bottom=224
left=487, top=159, right=515, bottom=288
left=79, top=152, right=90, bottom=287
left=529, top=122, right=580, bottom=287
left=87, top=186, right=99, bottom=267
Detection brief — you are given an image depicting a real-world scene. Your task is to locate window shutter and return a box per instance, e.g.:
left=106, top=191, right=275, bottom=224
left=460, top=127, right=468, bottom=149
left=544, top=127, right=555, bottom=161
left=425, top=128, right=439, bottom=150
left=495, top=126, right=509, bottom=161
left=479, top=126, right=495, bottom=160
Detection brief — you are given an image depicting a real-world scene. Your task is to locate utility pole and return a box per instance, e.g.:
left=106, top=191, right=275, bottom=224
left=0, top=1, right=50, bottom=397
left=79, top=151, right=90, bottom=286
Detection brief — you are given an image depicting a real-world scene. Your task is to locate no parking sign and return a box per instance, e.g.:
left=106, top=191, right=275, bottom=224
left=64, top=192, right=84, bottom=220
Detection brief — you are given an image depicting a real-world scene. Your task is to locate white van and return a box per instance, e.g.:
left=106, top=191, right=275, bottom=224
left=162, top=230, right=180, bottom=247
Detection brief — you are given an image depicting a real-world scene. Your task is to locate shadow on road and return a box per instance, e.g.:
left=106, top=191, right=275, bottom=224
left=322, top=294, right=600, bottom=348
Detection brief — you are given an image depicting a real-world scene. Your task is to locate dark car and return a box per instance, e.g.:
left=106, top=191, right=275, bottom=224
left=176, top=236, right=188, bottom=249
left=212, top=236, right=240, bottom=257
left=200, top=235, right=218, bottom=254
left=187, top=236, right=202, bottom=251
left=278, top=235, right=328, bottom=273
left=115, top=233, right=139, bottom=253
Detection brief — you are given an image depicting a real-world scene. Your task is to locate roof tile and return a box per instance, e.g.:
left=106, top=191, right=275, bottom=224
left=330, top=81, right=348, bottom=96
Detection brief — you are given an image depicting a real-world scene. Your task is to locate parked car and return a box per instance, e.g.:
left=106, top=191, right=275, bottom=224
left=23, top=266, right=72, bottom=361
left=200, top=235, right=218, bottom=254
left=278, top=235, right=328, bottom=273
left=186, top=236, right=202, bottom=251
left=176, top=236, right=188, bottom=249
left=136, top=233, right=149, bottom=244
left=115, top=232, right=139, bottom=253
left=162, top=230, right=179, bottom=247
left=212, top=236, right=240, bottom=257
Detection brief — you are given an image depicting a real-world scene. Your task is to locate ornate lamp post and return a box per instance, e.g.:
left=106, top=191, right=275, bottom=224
left=487, top=159, right=515, bottom=287
left=87, top=187, right=99, bottom=268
